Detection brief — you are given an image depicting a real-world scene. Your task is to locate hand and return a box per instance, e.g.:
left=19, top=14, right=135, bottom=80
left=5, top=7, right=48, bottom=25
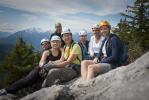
left=93, top=58, right=99, bottom=64
left=39, top=68, right=48, bottom=78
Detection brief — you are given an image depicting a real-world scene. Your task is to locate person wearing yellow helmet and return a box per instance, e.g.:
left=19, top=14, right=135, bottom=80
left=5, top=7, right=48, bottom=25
left=81, top=20, right=123, bottom=80
left=99, top=20, right=111, bottom=29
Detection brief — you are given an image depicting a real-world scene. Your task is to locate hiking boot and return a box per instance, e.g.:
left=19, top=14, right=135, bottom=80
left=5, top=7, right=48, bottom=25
left=0, top=89, right=7, bottom=96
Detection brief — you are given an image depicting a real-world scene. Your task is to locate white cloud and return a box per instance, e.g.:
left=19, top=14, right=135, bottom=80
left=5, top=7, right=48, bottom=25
left=0, top=0, right=134, bottom=32
left=0, top=22, right=21, bottom=32
left=21, top=14, right=38, bottom=22
left=0, top=0, right=133, bottom=16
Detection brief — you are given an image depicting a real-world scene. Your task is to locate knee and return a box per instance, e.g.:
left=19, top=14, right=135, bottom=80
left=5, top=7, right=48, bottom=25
left=81, top=60, right=89, bottom=68
left=47, top=68, right=60, bottom=76
left=88, top=65, right=95, bottom=72
left=81, top=60, right=87, bottom=66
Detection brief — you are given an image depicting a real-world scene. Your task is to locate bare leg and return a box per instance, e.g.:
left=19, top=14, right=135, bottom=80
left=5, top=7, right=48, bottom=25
left=81, top=60, right=93, bottom=80
left=87, top=64, right=101, bottom=80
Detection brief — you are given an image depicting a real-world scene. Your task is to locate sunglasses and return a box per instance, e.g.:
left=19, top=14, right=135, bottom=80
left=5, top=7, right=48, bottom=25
left=41, top=43, right=48, bottom=46
left=92, top=30, right=98, bottom=31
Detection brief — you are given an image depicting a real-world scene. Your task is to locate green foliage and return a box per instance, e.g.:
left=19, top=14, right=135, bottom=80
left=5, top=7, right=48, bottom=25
left=0, top=37, right=41, bottom=88
left=113, top=0, right=149, bottom=60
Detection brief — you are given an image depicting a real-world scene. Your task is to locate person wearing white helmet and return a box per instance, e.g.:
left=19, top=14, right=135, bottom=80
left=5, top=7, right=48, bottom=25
left=88, top=24, right=105, bottom=58
left=81, top=20, right=123, bottom=80
left=0, top=35, right=62, bottom=96
left=79, top=30, right=89, bottom=51
left=78, top=30, right=90, bottom=60
left=40, top=38, right=50, bottom=50
left=80, top=24, right=105, bottom=80
left=42, top=27, right=83, bottom=87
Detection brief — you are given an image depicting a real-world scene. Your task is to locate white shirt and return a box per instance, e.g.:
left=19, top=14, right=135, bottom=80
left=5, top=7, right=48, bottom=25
left=89, top=36, right=105, bottom=56
left=102, top=39, right=108, bottom=58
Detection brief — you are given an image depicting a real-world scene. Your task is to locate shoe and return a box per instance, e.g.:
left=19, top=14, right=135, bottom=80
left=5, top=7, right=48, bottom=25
left=0, top=89, right=7, bottom=96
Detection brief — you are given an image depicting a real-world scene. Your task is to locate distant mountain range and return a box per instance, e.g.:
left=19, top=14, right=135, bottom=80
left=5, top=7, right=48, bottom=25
left=0, top=28, right=92, bottom=50
left=0, top=32, right=11, bottom=38
left=0, top=28, right=92, bottom=62
left=0, top=28, right=51, bottom=51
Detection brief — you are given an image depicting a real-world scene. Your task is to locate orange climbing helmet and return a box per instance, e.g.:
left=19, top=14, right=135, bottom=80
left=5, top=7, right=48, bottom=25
left=99, top=20, right=111, bottom=29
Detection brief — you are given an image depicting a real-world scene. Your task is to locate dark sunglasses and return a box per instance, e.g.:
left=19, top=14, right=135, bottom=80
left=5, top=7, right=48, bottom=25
left=41, top=43, right=48, bottom=46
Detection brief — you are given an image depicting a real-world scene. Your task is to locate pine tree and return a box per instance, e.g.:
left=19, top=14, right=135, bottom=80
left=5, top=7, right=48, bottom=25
left=121, top=0, right=149, bottom=52
left=113, top=0, right=149, bottom=59
left=1, top=37, right=40, bottom=86
left=112, top=18, right=131, bottom=44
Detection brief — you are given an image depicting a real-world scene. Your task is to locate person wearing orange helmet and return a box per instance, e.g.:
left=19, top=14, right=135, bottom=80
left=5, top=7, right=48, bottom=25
left=81, top=20, right=123, bottom=80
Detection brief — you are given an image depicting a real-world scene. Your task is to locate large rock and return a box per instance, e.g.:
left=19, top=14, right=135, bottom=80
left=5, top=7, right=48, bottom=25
left=21, top=85, right=74, bottom=100
left=1, top=52, right=149, bottom=100
left=71, top=51, right=149, bottom=100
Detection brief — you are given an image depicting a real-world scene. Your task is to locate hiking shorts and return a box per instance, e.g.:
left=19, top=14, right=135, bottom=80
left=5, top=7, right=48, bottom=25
left=96, top=63, right=112, bottom=75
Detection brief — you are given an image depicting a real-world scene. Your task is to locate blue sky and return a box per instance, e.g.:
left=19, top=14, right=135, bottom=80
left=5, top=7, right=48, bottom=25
left=0, top=0, right=134, bottom=33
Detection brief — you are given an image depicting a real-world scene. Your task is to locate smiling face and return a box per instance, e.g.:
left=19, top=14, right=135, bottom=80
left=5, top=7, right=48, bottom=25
left=92, top=28, right=99, bottom=34
left=62, top=33, right=72, bottom=45
left=100, top=25, right=110, bottom=38
left=41, top=41, right=50, bottom=50
left=50, top=40, right=61, bottom=49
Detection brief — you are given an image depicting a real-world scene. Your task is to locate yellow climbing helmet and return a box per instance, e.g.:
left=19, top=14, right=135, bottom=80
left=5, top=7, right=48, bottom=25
left=99, top=20, right=111, bottom=28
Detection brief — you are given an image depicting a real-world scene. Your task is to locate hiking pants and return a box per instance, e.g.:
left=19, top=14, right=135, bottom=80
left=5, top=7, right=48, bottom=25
left=6, top=68, right=41, bottom=93
left=42, top=68, right=78, bottom=87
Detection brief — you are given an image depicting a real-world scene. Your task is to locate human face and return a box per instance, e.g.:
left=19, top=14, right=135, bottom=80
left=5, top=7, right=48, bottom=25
left=62, top=33, right=72, bottom=45
left=100, top=26, right=110, bottom=37
left=92, top=28, right=100, bottom=35
left=50, top=40, right=61, bottom=49
left=80, top=35, right=87, bottom=44
left=41, top=42, right=49, bottom=50
left=55, top=26, right=62, bottom=33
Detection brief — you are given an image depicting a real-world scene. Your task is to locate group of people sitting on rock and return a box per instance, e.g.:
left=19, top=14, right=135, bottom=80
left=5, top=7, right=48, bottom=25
left=0, top=20, right=127, bottom=96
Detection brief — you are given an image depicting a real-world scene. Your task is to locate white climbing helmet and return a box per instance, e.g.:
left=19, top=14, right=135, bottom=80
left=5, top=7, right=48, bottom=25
left=40, top=38, right=49, bottom=45
left=61, top=28, right=72, bottom=35
left=79, top=30, right=87, bottom=36
left=92, top=24, right=99, bottom=29
left=50, top=35, right=61, bottom=41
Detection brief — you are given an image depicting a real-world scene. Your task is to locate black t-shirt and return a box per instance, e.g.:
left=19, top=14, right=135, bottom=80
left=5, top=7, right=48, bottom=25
left=45, top=49, right=61, bottom=63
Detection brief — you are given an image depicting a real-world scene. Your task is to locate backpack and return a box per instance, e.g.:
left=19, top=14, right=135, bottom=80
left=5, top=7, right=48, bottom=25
left=78, top=42, right=89, bottom=60
left=110, top=34, right=128, bottom=66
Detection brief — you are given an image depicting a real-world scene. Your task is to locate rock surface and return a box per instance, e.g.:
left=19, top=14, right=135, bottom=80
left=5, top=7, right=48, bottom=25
left=1, top=51, right=149, bottom=100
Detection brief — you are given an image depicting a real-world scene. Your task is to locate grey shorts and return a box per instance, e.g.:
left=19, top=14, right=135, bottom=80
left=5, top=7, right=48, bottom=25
left=96, top=63, right=112, bottom=75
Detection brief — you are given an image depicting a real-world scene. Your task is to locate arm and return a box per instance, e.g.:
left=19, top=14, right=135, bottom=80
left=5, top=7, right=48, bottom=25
left=59, top=48, right=65, bottom=62
left=56, top=44, right=81, bottom=68
left=39, top=50, right=49, bottom=67
left=100, top=37, right=119, bottom=63
left=56, top=54, right=77, bottom=68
